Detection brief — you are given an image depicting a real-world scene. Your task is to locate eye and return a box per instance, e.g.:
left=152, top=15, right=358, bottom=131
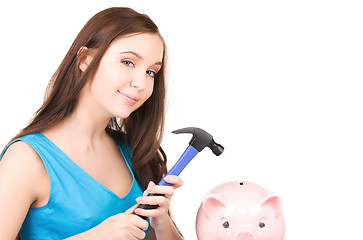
left=221, top=217, right=229, bottom=228
left=146, top=70, right=157, bottom=78
left=121, top=60, right=135, bottom=67
left=259, top=217, right=266, bottom=228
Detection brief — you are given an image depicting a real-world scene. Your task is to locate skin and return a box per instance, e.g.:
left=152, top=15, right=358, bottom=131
left=0, top=33, right=183, bottom=240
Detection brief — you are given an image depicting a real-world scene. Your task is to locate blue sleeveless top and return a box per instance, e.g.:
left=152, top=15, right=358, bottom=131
left=0, top=133, right=149, bottom=240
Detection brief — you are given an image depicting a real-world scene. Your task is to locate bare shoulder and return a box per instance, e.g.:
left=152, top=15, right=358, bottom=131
left=2, top=140, right=40, bottom=162
left=0, top=140, right=48, bottom=201
left=0, top=141, right=49, bottom=238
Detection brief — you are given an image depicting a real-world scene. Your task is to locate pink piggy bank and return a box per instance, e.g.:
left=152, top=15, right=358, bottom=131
left=196, top=181, right=285, bottom=240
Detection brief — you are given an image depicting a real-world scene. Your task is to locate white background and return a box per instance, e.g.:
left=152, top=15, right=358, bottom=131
left=0, top=1, right=362, bottom=239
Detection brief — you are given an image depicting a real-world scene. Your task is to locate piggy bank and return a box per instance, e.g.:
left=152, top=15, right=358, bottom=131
left=196, top=181, right=285, bottom=240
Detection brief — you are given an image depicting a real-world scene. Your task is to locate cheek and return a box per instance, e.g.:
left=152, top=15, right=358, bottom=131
left=133, top=81, right=154, bottom=110
left=147, top=81, right=155, bottom=97
left=95, top=60, right=127, bottom=87
left=90, top=75, right=111, bottom=99
left=143, top=80, right=155, bottom=100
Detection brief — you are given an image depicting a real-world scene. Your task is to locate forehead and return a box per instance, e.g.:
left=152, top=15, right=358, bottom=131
left=107, top=33, right=164, bottom=62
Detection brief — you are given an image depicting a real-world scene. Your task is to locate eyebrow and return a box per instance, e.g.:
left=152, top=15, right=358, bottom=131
left=120, top=51, right=162, bottom=66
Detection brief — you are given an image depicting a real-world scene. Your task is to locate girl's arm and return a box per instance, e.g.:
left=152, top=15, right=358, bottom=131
left=1, top=141, right=150, bottom=240
left=150, top=215, right=183, bottom=240
left=135, top=176, right=184, bottom=240
left=0, top=141, right=48, bottom=239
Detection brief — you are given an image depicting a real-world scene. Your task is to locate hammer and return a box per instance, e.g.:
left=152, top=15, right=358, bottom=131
left=136, top=127, right=224, bottom=219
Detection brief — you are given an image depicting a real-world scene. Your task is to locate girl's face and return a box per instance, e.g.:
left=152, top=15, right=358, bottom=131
left=81, top=33, right=164, bottom=119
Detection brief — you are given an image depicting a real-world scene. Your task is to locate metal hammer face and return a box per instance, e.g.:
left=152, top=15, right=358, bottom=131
left=172, top=127, right=224, bottom=155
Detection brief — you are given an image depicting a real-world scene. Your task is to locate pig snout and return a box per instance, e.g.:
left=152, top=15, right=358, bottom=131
left=237, top=232, right=255, bottom=240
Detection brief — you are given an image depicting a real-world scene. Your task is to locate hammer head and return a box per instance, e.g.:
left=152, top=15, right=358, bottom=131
left=172, top=127, right=224, bottom=155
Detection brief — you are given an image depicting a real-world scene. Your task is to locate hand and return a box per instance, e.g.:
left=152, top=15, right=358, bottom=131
left=67, top=204, right=149, bottom=240
left=134, top=175, right=183, bottom=230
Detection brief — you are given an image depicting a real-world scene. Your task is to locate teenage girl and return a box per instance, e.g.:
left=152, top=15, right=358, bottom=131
left=0, top=7, right=183, bottom=240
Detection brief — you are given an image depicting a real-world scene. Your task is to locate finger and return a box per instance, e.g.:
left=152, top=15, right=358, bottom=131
left=125, top=203, right=140, bottom=214
left=130, top=227, right=146, bottom=240
left=129, top=214, right=149, bottom=231
left=136, top=195, right=170, bottom=209
left=144, top=181, right=175, bottom=199
left=141, top=181, right=157, bottom=197
left=134, top=201, right=170, bottom=219
left=134, top=207, right=162, bottom=218
left=164, top=175, right=184, bottom=189
left=147, top=185, right=175, bottom=199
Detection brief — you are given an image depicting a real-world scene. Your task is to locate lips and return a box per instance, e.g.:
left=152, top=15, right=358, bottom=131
left=117, top=91, right=139, bottom=105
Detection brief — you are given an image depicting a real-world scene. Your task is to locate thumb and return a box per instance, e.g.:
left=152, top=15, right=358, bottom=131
left=125, top=203, right=140, bottom=214
left=143, top=181, right=156, bottom=196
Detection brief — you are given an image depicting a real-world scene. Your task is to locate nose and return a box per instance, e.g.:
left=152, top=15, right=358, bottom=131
left=130, top=70, right=148, bottom=90
left=237, top=232, right=255, bottom=240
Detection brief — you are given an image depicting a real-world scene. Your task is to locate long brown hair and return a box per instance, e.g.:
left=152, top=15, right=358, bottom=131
left=11, top=7, right=168, bottom=190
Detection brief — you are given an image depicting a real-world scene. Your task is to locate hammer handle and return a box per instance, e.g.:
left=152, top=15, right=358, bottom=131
left=135, top=145, right=198, bottom=219
left=158, top=145, right=198, bottom=186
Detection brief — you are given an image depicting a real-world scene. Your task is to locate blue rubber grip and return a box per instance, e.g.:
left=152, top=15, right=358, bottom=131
left=158, top=145, right=199, bottom=186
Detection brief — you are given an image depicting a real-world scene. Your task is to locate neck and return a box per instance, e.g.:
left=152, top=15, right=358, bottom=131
left=43, top=99, right=114, bottom=153
left=65, top=107, right=110, bottom=142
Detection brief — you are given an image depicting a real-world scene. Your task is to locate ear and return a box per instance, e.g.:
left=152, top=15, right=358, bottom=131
left=202, top=193, right=228, bottom=220
left=77, top=46, right=93, bottom=72
left=260, top=193, right=283, bottom=219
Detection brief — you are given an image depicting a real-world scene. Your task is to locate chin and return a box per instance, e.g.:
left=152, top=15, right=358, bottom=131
left=115, top=113, right=132, bottom=119
left=111, top=105, right=140, bottom=120
left=114, top=109, right=134, bottom=119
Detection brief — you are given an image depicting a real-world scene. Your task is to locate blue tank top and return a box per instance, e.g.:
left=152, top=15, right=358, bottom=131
left=0, top=133, right=149, bottom=240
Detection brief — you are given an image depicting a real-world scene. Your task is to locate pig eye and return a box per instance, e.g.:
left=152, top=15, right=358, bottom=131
left=259, top=217, right=266, bottom=228
left=221, top=217, right=229, bottom=228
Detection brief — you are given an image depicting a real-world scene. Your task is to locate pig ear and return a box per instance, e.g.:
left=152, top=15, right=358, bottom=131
left=260, top=193, right=283, bottom=219
left=202, top=193, right=228, bottom=220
